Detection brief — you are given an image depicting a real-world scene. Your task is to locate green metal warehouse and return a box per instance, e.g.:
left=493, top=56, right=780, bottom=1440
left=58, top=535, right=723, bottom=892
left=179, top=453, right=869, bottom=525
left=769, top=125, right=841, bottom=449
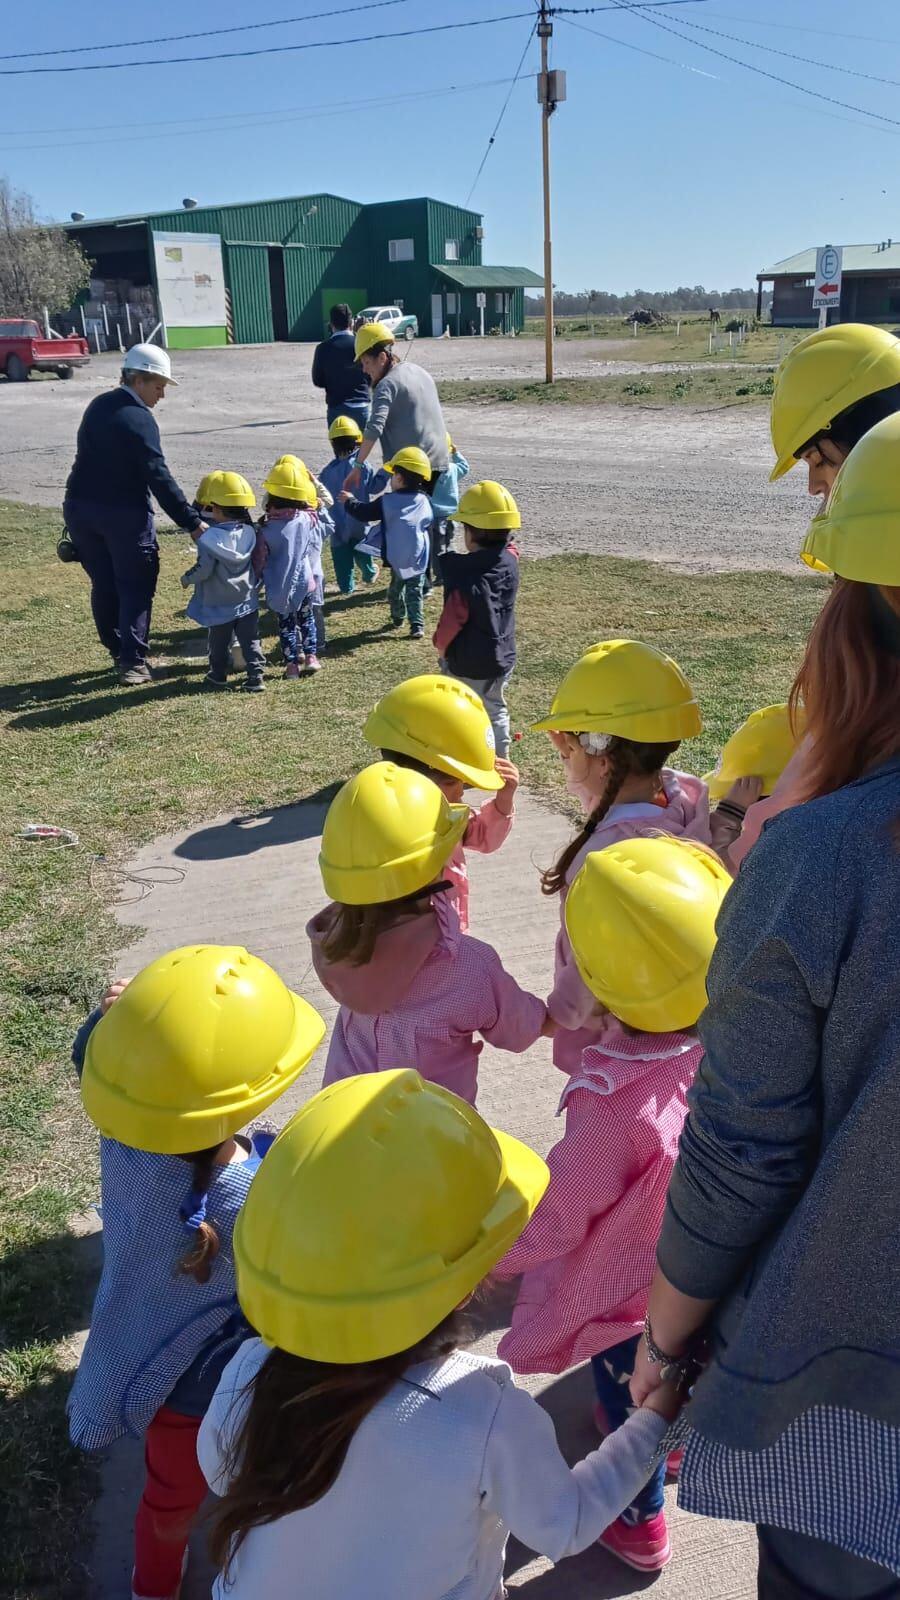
left=64, top=193, right=542, bottom=349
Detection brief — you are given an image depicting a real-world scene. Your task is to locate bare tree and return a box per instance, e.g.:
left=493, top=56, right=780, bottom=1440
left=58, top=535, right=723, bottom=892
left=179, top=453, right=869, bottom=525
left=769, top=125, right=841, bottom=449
left=0, top=178, right=91, bottom=318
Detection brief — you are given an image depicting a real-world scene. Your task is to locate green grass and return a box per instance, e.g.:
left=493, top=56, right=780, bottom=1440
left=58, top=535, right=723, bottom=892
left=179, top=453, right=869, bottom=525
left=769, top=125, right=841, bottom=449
left=439, top=368, right=776, bottom=409
left=0, top=499, right=828, bottom=1596
left=521, top=313, right=795, bottom=363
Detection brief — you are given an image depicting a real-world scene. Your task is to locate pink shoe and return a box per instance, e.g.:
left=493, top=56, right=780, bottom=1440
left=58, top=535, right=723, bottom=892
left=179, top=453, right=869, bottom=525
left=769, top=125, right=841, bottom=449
left=304, top=654, right=321, bottom=673
left=598, top=1512, right=671, bottom=1573
left=666, top=1447, right=684, bottom=1481
left=284, top=661, right=301, bottom=679
left=593, top=1401, right=611, bottom=1437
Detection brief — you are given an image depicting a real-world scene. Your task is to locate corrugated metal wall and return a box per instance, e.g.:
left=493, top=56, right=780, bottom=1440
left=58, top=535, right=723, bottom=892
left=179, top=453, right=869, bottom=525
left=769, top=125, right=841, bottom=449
left=426, top=201, right=482, bottom=270
left=223, top=244, right=273, bottom=344
left=364, top=200, right=432, bottom=329
left=150, top=194, right=362, bottom=251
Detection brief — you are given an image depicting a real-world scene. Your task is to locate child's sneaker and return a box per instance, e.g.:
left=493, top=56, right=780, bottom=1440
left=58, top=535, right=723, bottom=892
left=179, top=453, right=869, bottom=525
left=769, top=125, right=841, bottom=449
left=204, top=671, right=228, bottom=688
left=666, top=1447, right=684, bottom=1481
left=597, top=1512, right=671, bottom=1572
left=284, top=661, right=302, bottom=680
left=409, top=625, right=424, bottom=640
left=243, top=678, right=265, bottom=693
left=305, top=654, right=321, bottom=673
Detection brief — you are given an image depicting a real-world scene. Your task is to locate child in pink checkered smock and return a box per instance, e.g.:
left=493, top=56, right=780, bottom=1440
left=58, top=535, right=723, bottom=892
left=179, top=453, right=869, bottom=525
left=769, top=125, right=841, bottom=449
left=308, top=760, right=554, bottom=1107
left=497, top=836, right=732, bottom=1577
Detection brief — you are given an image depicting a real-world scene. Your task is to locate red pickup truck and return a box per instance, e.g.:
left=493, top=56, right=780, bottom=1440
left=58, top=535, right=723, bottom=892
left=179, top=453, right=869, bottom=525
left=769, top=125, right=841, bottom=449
left=0, top=318, right=90, bottom=381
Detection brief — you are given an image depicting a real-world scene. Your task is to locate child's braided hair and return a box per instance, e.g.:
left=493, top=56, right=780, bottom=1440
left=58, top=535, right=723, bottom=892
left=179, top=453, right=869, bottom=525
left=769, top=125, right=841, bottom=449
left=541, top=735, right=679, bottom=896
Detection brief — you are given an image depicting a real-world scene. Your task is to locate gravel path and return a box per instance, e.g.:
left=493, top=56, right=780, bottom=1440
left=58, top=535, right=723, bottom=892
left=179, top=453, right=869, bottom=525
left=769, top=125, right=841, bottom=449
left=0, top=340, right=809, bottom=574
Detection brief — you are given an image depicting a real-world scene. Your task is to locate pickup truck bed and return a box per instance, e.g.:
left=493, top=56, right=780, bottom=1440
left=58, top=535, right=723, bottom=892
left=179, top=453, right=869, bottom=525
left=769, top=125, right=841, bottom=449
left=0, top=319, right=90, bottom=381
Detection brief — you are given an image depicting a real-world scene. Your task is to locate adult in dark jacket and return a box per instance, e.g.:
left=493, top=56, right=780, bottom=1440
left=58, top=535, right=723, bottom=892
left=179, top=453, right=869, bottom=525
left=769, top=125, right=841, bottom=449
left=64, top=344, right=202, bottom=686
left=311, top=304, right=371, bottom=436
left=630, top=417, right=900, bottom=1599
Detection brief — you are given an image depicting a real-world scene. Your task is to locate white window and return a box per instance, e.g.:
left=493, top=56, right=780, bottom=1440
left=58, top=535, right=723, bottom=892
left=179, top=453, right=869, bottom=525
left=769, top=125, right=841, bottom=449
left=446, top=293, right=458, bottom=313
left=495, top=292, right=505, bottom=312
left=445, top=239, right=459, bottom=262
left=388, top=238, right=414, bottom=263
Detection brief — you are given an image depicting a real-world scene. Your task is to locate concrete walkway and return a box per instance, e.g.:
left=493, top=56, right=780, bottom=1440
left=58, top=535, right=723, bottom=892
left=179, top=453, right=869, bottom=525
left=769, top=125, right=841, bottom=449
left=83, top=789, right=756, bottom=1598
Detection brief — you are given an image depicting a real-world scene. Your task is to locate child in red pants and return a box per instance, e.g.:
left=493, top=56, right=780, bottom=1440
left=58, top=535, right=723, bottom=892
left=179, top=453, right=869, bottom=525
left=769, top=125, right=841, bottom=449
left=67, top=947, right=324, bottom=1599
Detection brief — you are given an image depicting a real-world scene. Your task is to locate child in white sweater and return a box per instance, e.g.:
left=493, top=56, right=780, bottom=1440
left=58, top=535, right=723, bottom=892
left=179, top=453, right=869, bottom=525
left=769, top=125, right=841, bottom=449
left=198, top=1070, right=681, bottom=1600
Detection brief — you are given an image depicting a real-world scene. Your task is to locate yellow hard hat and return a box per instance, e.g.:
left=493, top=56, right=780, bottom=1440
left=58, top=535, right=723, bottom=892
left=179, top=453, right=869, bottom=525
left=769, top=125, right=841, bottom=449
left=363, top=674, right=504, bottom=792
left=770, top=324, right=900, bottom=482
left=355, top=320, right=395, bottom=359
left=234, top=1069, right=549, bottom=1362
left=263, top=455, right=315, bottom=502
left=203, top=470, right=256, bottom=509
left=81, top=945, right=325, bottom=1154
left=800, top=411, right=900, bottom=581
left=195, top=472, right=216, bottom=506
left=385, top=445, right=432, bottom=480
left=565, top=837, right=731, bottom=1032
left=704, top=703, right=801, bottom=800
left=458, top=481, right=521, bottom=531
left=532, top=639, right=702, bottom=741
left=328, top=414, right=364, bottom=443
left=320, top=762, right=469, bottom=905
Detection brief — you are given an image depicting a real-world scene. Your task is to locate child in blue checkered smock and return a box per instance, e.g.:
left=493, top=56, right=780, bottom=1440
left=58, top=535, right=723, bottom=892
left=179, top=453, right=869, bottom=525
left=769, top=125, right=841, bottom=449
left=68, top=946, right=323, bottom=1600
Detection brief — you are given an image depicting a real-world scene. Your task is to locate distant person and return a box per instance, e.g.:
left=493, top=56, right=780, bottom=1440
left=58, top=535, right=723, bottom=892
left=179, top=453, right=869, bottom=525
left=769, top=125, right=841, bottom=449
left=347, top=322, right=449, bottom=492
left=311, top=304, right=371, bottom=435
left=64, top=344, right=202, bottom=687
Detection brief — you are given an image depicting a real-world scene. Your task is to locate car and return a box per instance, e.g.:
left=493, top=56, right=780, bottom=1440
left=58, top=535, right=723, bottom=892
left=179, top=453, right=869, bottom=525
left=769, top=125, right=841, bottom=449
left=357, top=305, right=418, bottom=342
left=0, top=318, right=90, bottom=381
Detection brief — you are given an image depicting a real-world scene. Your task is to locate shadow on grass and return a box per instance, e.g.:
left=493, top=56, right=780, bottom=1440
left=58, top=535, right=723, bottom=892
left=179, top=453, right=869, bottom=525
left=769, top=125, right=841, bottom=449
left=0, top=1365, right=98, bottom=1599
left=173, top=784, right=340, bottom=861
left=6, top=668, right=204, bottom=731
left=0, top=1226, right=101, bottom=1346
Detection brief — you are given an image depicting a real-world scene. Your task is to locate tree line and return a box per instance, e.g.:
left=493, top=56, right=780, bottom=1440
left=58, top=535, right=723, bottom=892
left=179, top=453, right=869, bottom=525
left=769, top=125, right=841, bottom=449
left=526, top=286, right=770, bottom=317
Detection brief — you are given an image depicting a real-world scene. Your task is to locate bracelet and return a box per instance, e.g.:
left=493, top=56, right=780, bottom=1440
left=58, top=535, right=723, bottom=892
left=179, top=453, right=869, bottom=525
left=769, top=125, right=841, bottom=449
left=642, top=1314, right=698, bottom=1390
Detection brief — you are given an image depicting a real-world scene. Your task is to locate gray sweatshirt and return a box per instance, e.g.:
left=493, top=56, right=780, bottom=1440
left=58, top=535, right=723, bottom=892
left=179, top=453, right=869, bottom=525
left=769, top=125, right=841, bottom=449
left=364, top=360, right=449, bottom=473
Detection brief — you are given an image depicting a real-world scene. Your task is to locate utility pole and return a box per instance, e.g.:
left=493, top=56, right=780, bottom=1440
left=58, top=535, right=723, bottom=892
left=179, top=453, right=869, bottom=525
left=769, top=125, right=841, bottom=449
left=537, top=3, right=565, bottom=384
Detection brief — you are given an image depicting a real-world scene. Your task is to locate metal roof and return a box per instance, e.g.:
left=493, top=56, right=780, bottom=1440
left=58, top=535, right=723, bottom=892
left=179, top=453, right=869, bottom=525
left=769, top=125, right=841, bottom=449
left=63, top=193, right=481, bottom=231
left=759, top=241, right=900, bottom=278
left=433, top=264, right=544, bottom=289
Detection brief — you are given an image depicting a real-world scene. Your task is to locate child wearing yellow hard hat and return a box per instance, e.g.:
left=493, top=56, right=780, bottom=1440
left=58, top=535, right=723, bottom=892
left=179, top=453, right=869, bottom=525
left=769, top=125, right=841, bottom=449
left=704, top=702, right=804, bottom=869
left=316, top=414, right=379, bottom=594
left=434, top=479, right=521, bottom=758
left=338, top=445, right=433, bottom=638
left=536, top=639, right=746, bottom=1076
left=198, top=1070, right=683, bottom=1595
left=307, top=761, right=554, bottom=1105
left=498, top=837, right=731, bottom=1574
left=258, top=455, right=322, bottom=677
left=363, top=673, right=518, bottom=932
left=68, top=946, right=324, bottom=1600
left=184, top=470, right=265, bottom=692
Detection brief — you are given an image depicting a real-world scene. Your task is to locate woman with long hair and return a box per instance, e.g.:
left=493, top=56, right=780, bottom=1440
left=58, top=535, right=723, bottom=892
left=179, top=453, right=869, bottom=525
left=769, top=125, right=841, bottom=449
left=630, top=415, right=900, bottom=1598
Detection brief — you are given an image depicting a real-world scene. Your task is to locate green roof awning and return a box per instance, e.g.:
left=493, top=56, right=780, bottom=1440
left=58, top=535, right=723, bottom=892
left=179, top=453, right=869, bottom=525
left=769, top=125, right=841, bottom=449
left=432, top=264, right=545, bottom=289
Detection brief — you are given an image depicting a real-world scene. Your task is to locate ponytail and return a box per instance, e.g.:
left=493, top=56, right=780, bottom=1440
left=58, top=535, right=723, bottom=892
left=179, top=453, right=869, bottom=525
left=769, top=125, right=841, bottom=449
left=177, top=1146, right=221, bottom=1284
left=208, top=1311, right=465, bottom=1580
left=320, top=884, right=446, bottom=967
left=541, top=736, right=678, bottom=896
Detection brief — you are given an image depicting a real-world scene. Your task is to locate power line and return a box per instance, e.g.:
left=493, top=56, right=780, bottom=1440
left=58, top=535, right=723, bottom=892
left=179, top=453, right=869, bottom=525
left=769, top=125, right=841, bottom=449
left=0, top=76, right=530, bottom=154
left=601, top=0, right=900, bottom=131
left=0, top=0, right=413, bottom=61
left=465, top=22, right=537, bottom=205
left=0, top=10, right=533, bottom=75
left=671, top=14, right=900, bottom=91
left=684, top=10, right=900, bottom=49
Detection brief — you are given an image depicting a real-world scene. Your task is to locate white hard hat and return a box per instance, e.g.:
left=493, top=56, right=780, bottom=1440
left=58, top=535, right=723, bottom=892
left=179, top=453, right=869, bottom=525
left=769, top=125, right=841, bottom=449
left=122, top=343, right=177, bottom=384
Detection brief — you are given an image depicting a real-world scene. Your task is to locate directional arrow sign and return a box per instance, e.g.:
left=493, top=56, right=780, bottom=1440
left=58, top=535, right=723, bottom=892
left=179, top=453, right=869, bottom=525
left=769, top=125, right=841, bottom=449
left=813, top=245, right=843, bottom=310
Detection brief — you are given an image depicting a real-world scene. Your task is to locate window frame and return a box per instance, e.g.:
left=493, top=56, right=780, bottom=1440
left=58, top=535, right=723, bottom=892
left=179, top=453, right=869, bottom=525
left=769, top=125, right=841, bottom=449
left=444, top=238, right=459, bottom=262
left=388, top=238, right=415, bottom=263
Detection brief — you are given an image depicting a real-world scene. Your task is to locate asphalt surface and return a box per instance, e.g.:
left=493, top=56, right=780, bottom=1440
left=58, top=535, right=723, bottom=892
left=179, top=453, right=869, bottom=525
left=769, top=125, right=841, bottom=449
left=0, top=338, right=810, bottom=573
left=77, top=788, right=756, bottom=1599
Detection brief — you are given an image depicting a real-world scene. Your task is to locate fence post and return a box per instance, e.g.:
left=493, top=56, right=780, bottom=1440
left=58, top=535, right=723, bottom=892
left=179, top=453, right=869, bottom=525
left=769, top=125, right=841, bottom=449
left=633, top=319, right=638, bottom=338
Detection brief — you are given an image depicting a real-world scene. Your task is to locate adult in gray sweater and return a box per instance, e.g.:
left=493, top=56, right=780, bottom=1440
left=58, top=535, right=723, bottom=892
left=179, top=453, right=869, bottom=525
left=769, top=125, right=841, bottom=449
left=346, top=321, right=448, bottom=491
left=630, top=435, right=900, bottom=1600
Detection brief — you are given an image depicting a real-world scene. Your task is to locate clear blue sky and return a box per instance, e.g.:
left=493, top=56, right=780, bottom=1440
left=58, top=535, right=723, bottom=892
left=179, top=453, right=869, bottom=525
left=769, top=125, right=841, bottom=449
left=4, top=0, right=900, bottom=291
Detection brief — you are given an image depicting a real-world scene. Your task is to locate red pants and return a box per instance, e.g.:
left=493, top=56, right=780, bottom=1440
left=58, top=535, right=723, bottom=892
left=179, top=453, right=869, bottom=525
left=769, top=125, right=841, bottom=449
left=132, top=1407, right=207, bottom=1599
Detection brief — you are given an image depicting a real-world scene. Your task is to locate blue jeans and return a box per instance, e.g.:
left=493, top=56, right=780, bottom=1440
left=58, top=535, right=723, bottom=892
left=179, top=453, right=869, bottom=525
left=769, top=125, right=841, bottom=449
left=277, top=595, right=317, bottom=663
left=591, top=1335, right=666, bottom=1523
left=64, top=498, right=159, bottom=667
left=326, top=400, right=370, bottom=434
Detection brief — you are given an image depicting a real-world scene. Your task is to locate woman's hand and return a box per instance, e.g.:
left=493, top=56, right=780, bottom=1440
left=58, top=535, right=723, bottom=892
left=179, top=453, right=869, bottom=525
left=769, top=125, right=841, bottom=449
left=338, top=490, right=353, bottom=504
left=100, top=977, right=130, bottom=1014
left=494, top=758, right=519, bottom=817
left=641, top=1378, right=685, bottom=1423
left=190, top=521, right=209, bottom=543
left=344, top=466, right=361, bottom=495
left=630, top=1331, right=667, bottom=1406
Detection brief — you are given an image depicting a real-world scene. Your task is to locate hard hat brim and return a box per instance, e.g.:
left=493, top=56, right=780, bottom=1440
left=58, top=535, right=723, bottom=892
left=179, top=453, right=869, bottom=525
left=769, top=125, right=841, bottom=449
left=531, top=704, right=703, bottom=739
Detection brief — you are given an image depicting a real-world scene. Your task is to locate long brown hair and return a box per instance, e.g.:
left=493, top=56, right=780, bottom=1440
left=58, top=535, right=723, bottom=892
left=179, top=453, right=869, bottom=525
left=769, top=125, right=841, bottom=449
left=176, top=1146, right=222, bottom=1284
left=208, top=1311, right=465, bottom=1578
left=320, top=889, right=439, bottom=966
left=789, top=580, right=900, bottom=802
left=541, top=736, right=678, bottom=895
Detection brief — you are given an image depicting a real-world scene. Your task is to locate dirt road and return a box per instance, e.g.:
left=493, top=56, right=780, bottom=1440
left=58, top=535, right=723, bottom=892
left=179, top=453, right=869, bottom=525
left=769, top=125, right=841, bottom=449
left=0, top=340, right=809, bottom=573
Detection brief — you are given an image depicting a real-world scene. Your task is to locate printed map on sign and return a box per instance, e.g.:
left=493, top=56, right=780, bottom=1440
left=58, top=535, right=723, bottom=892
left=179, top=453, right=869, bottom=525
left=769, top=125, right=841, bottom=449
left=152, top=231, right=227, bottom=329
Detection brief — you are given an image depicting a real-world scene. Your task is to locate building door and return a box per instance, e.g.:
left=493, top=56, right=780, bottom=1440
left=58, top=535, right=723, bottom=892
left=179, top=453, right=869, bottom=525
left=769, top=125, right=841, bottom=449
left=431, top=293, right=443, bottom=338
left=224, top=242, right=273, bottom=343
left=268, top=247, right=289, bottom=341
